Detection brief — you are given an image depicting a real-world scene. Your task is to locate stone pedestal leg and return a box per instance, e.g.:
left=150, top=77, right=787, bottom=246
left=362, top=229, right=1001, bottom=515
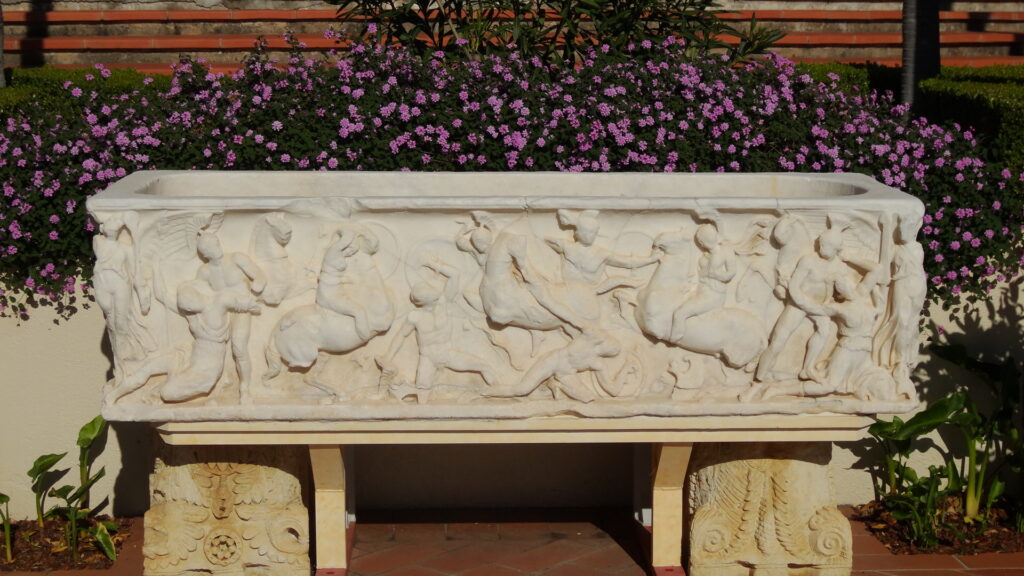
left=687, top=442, right=851, bottom=576
left=651, top=442, right=693, bottom=575
left=144, top=444, right=310, bottom=576
left=309, top=445, right=347, bottom=572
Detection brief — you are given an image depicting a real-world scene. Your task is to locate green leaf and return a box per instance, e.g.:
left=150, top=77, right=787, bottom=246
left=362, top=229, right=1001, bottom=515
left=0, top=493, right=8, bottom=505
left=77, top=416, right=107, bottom=449
left=92, top=523, right=116, bottom=561
left=70, top=467, right=106, bottom=504
left=891, top=393, right=964, bottom=441
left=51, top=485, right=74, bottom=501
left=100, top=520, right=119, bottom=532
left=28, top=453, right=67, bottom=480
left=987, top=477, right=1006, bottom=508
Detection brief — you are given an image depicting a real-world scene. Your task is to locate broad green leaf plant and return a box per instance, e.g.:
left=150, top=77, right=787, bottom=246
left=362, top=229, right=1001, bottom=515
left=27, top=452, right=66, bottom=528
left=0, top=493, right=11, bottom=563
left=76, top=415, right=107, bottom=512
left=868, top=342, right=1023, bottom=549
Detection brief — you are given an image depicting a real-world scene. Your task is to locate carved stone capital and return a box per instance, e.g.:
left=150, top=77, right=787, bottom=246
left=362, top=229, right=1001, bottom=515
left=144, top=445, right=310, bottom=576
left=687, top=442, right=852, bottom=576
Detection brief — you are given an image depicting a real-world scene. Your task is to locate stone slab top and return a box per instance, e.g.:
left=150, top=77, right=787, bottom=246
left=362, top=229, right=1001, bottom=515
left=156, top=413, right=875, bottom=445
left=87, top=170, right=920, bottom=213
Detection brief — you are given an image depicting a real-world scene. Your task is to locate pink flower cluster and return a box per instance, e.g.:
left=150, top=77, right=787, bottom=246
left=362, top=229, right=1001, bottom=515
left=0, top=40, right=1020, bottom=319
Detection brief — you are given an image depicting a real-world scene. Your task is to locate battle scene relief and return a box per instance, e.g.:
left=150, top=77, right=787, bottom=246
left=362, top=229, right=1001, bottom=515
left=91, top=197, right=926, bottom=421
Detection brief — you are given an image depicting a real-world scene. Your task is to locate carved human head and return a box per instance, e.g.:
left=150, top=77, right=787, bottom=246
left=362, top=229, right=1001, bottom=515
left=694, top=223, right=718, bottom=251
left=197, top=233, right=223, bottom=261
left=896, top=214, right=919, bottom=244
left=470, top=227, right=493, bottom=254
left=99, top=214, right=124, bottom=238
left=268, top=215, right=292, bottom=245
left=817, top=229, right=842, bottom=259
left=410, top=280, right=442, bottom=307
left=575, top=210, right=600, bottom=246
left=771, top=215, right=796, bottom=245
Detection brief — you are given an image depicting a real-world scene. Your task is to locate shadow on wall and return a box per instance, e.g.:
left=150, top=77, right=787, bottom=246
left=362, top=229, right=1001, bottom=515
left=841, top=280, right=1024, bottom=500
left=110, top=422, right=152, bottom=517
left=23, top=1, right=53, bottom=68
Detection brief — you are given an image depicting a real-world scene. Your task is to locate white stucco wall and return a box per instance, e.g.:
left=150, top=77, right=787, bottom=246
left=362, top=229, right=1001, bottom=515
left=0, top=291, right=1014, bottom=519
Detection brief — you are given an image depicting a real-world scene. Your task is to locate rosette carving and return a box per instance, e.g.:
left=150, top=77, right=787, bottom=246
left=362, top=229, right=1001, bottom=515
left=143, top=446, right=310, bottom=576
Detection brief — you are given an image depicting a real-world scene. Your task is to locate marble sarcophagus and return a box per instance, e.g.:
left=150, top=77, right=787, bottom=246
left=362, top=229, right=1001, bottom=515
left=88, top=171, right=927, bottom=576
left=89, top=171, right=925, bottom=422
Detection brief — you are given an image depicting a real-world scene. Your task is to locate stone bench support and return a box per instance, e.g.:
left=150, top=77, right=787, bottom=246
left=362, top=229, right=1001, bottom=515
left=157, top=415, right=867, bottom=575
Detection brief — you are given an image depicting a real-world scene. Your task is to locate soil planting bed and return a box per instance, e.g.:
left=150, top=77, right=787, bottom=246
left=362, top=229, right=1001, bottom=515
left=854, top=500, right=1024, bottom=555
left=0, top=517, right=133, bottom=572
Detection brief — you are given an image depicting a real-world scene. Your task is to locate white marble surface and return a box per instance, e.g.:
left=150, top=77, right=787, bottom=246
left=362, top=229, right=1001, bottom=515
left=87, top=171, right=926, bottom=422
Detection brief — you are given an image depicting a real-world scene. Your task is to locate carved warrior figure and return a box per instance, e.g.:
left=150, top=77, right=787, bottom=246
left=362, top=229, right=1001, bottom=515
left=479, top=210, right=658, bottom=401
left=92, top=211, right=155, bottom=379
left=379, top=258, right=507, bottom=400
left=754, top=216, right=877, bottom=383
left=108, top=277, right=261, bottom=404
left=264, top=224, right=394, bottom=397
left=195, top=231, right=267, bottom=400
left=635, top=225, right=767, bottom=369
left=750, top=215, right=911, bottom=402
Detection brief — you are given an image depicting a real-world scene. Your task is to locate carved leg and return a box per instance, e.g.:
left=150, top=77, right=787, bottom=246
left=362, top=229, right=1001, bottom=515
left=687, top=442, right=851, bottom=576
left=651, top=442, right=693, bottom=574
left=144, top=444, right=310, bottom=576
left=309, top=445, right=348, bottom=571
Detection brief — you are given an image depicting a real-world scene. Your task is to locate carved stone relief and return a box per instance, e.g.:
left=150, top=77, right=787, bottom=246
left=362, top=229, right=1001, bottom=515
left=144, top=445, right=310, bottom=576
left=687, top=442, right=852, bottom=576
left=89, top=172, right=927, bottom=421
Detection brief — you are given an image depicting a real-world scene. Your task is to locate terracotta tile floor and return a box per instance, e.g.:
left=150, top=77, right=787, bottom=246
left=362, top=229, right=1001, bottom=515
left=332, top=508, right=1024, bottom=576
left=11, top=511, right=1024, bottom=575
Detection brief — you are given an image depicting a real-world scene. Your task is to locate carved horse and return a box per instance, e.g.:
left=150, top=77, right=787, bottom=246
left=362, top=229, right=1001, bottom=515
left=264, top=225, right=394, bottom=395
left=636, top=231, right=768, bottom=369
left=479, top=225, right=569, bottom=332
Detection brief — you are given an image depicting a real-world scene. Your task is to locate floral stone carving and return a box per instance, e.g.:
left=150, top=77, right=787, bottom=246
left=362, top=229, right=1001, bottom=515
left=687, top=442, right=851, bottom=576
left=87, top=171, right=926, bottom=422
left=144, top=444, right=310, bottom=576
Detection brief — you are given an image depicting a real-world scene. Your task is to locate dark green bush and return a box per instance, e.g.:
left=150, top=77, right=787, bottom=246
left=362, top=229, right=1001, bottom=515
left=0, top=86, right=34, bottom=116
left=0, top=67, right=171, bottom=118
left=918, top=78, right=1024, bottom=168
left=795, top=61, right=901, bottom=97
left=937, top=64, right=1024, bottom=85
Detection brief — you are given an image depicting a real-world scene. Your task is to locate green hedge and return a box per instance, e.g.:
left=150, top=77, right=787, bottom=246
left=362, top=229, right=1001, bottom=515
left=0, top=67, right=171, bottom=116
left=919, top=78, right=1024, bottom=168
left=795, top=61, right=901, bottom=97
left=937, top=64, right=1024, bottom=85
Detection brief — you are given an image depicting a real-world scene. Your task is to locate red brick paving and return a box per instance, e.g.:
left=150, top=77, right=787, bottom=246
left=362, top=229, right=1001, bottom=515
left=10, top=512, right=1024, bottom=575
left=338, top=509, right=1024, bottom=576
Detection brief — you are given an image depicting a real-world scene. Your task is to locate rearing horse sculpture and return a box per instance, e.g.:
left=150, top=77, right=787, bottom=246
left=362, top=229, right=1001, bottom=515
left=264, top=224, right=394, bottom=396
left=636, top=229, right=768, bottom=370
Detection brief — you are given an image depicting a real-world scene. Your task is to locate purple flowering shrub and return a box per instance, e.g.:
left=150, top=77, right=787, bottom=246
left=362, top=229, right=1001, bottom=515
left=0, top=37, right=1021, bottom=319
